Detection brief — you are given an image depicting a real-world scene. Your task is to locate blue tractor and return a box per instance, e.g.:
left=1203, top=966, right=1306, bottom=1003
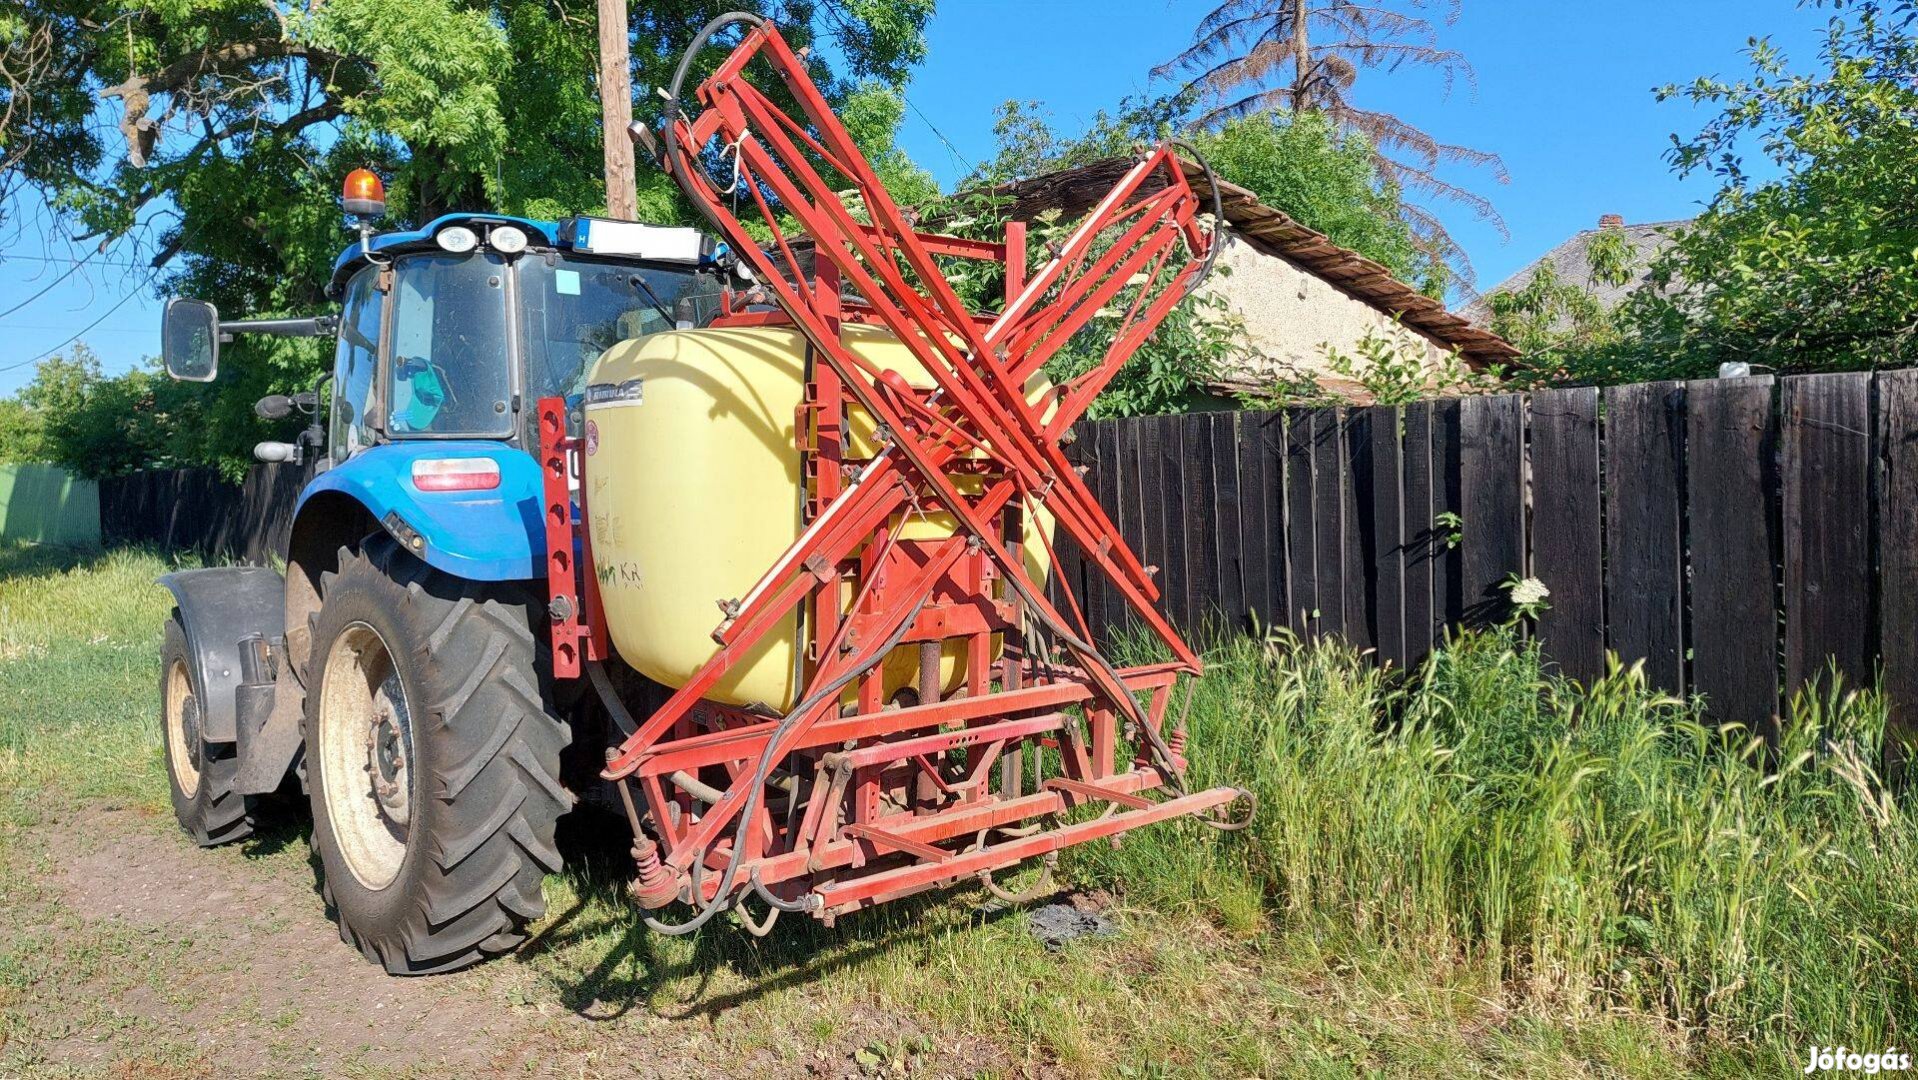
left=155, top=171, right=722, bottom=973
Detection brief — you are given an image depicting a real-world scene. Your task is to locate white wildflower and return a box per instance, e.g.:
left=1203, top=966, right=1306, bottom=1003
left=1507, top=576, right=1550, bottom=606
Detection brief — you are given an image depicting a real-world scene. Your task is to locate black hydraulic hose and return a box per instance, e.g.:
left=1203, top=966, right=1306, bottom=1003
left=1166, top=137, right=1225, bottom=298
left=643, top=592, right=931, bottom=935
left=662, top=12, right=768, bottom=196
left=750, top=866, right=816, bottom=912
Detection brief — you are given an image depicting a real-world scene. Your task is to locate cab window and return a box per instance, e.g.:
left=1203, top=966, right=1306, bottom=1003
left=330, top=267, right=382, bottom=463
left=517, top=255, right=722, bottom=407
left=386, top=253, right=513, bottom=437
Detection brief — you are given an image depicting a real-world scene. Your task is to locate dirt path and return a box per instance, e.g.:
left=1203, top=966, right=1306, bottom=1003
left=32, top=806, right=569, bottom=1077
left=8, top=805, right=1008, bottom=1079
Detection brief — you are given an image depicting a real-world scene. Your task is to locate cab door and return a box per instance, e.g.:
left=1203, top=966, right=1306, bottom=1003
left=329, top=266, right=387, bottom=463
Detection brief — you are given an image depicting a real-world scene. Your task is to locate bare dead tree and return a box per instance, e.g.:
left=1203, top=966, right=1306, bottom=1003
left=1155, top=0, right=1507, bottom=279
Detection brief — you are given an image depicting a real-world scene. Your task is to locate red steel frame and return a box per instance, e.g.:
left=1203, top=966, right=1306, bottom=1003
left=541, top=17, right=1244, bottom=924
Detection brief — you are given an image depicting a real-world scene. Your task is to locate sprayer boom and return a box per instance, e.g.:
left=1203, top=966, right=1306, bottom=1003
left=540, top=12, right=1250, bottom=929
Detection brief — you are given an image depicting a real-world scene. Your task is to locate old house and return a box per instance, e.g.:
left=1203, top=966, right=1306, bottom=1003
left=1461, top=213, right=1692, bottom=329
left=996, top=158, right=1517, bottom=402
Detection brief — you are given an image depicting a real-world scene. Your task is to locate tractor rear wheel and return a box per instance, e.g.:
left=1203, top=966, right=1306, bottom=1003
left=304, top=535, right=570, bottom=975
left=160, top=614, right=253, bottom=846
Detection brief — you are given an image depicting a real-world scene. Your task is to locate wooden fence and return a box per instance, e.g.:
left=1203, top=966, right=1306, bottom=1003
left=94, top=369, right=1918, bottom=735
left=1050, top=370, right=1918, bottom=737
left=99, top=462, right=311, bottom=566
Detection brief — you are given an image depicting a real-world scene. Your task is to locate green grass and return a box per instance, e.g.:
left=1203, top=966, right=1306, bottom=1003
left=0, top=542, right=193, bottom=827
left=1, top=539, right=1912, bottom=1076
left=1074, top=627, right=1918, bottom=1073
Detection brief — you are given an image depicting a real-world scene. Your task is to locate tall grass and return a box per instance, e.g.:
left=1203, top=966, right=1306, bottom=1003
left=1079, top=627, right=1918, bottom=1067
left=0, top=542, right=187, bottom=824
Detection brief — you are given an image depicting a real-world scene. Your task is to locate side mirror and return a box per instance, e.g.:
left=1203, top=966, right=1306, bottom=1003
left=162, top=298, right=220, bottom=382
left=255, top=390, right=321, bottom=421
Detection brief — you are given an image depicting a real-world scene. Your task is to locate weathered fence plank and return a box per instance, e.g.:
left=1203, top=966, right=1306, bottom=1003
left=1209, top=412, right=1246, bottom=632
left=1343, top=410, right=1374, bottom=652
left=1401, top=401, right=1437, bottom=664
left=1529, top=387, right=1604, bottom=682
left=1236, top=411, right=1278, bottom=630
left=1685, top=377, right=1779, bottom=733
left=1368, top=406, right=1406, bottom=669
left=1605, top=381, right=1686, bottom=693
left=1879, top=370, right=1918, bottom=740
left=1460, top=394, right=1525, bottom=625
left=1284, top=409, right=1315, bottom=634
left=1311, top=408, right=1346, bottom=639
left=1145, top=415, right=1182, bottom=629
left=1783, top=373, right=1873, bottom=694
left=1181, top=413, right=1219, bottom=627
left=1112, top=418, right=1148, bottom=640
left=1432, top=399, right=1464, bottom=637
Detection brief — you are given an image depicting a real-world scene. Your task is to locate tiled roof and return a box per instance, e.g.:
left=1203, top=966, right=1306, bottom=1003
left=1459, top=218, right=1690, bottom=328
left=994, top=157, right=1520, bottom=367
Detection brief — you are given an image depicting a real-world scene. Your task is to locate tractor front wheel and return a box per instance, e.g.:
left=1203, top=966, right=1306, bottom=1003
left=304, top=536, right=570, bottom=975
left=160, top=614, right=253, bottom=846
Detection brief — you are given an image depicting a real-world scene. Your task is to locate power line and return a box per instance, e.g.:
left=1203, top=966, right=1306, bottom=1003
left=2, top=323, right=149, bottom=333
left=0, top=248, right=111, bottom=320
left=903, top=94, right=974, bottom=178
left=0, top=257, right=171, bottom=378
left=3, top=252, right=149, bottom=270
left=814, top=0, right=974, bottom=178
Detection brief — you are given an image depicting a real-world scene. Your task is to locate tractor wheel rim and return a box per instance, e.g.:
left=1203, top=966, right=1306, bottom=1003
left=164, top=658, right=202, bottom=798
left=317, top=621, right=413, bottom=890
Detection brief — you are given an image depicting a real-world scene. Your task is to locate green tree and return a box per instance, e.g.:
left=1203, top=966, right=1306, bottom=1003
left=1495, top=0, right=1918, bottom=385
left=1482, top=226, right=1649, bottom=386
left=962, top=95, right=1194, bottom=189
left=1620, top=0, right=1918, bottom=372
left=1190, top=110, right=1425, bottom=288
left=0, top=345, right=199, bottom=478
left=1, top=0, right=934, bottom=473
left=1634, top=0, right=1918, bottom=372
left=0, top=397, right=47, bottom=464
left=966, top=98, right=1426, bottom=284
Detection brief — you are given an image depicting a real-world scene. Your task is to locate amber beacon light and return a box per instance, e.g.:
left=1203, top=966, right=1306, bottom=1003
left=341, top=169, right=386, bottom=220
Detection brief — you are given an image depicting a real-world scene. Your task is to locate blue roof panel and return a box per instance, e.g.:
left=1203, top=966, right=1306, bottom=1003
left=329, top=214, right=560, bottom=293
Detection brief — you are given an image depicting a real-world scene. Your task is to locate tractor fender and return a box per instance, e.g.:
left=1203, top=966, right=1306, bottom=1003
left=294, top=441, right=546, bottom=582
left=157, top=566, right=286, bottom=744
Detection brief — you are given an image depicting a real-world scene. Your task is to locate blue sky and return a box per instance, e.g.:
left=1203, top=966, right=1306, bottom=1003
left=0, top=0, right=1833, bottom=395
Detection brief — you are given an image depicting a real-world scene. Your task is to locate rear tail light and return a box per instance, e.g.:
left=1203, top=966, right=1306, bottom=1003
left=412, top=457, right=500, bottom=492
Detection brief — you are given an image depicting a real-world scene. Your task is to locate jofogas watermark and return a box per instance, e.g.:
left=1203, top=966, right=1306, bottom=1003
left=1804, top=1047, right=1912, bottom=1074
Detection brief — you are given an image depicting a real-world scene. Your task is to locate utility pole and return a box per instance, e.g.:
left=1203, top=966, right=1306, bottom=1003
left=597, top=0, right=637, bottom=219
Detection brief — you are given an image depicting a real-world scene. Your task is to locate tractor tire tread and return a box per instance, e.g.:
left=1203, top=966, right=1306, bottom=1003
left=161, top=615, right=254, bottom=848
left=305, top=534, right=569, bottom=976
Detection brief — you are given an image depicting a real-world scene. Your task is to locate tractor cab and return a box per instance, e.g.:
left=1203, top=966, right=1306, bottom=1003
left=162, top=169, right=726, bottom=468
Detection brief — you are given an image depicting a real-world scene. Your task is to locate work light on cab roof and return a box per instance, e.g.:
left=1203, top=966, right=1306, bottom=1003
left=341, top=168, right=385, bottom=219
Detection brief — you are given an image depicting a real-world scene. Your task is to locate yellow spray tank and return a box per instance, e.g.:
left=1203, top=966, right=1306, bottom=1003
left=582, top=323, right=1053, bottom=712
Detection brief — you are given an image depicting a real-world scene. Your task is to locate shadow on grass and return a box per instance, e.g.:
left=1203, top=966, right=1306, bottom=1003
left=0, top=541, right=112, bottom=581
left=527, top=811, right=1030, bottom=1022
left=212, top=770, right=1039, bottom=1016
left=0, top=541, right=191, bottom=583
